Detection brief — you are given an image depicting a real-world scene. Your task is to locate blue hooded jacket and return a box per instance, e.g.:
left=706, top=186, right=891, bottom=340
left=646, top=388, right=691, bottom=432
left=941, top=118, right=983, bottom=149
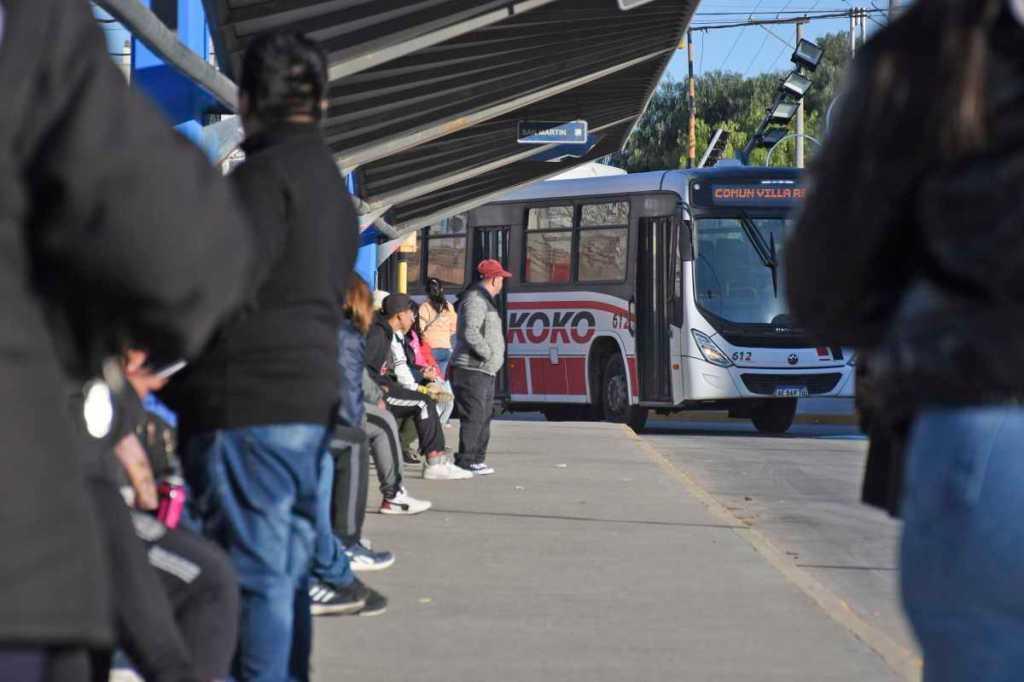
left=337, top=316, right=366, bottom=427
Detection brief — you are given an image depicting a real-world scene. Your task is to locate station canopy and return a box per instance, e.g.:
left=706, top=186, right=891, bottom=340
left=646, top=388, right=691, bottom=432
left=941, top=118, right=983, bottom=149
left=203, top=0, right=696, bottom=237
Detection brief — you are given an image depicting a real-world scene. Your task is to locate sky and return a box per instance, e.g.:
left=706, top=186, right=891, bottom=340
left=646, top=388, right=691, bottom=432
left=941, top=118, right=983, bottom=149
left=663, top=0, right=899, bottom=82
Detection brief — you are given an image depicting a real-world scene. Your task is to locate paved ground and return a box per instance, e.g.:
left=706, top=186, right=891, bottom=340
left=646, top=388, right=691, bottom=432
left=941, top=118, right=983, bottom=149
left=643, top=420, right=918, bottom=661
left=312, top=419, right=906, bottom=682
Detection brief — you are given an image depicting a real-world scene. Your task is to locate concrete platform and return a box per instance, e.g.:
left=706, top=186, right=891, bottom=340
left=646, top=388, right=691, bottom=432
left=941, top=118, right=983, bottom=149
left=312, top=420, right=900, bottom=682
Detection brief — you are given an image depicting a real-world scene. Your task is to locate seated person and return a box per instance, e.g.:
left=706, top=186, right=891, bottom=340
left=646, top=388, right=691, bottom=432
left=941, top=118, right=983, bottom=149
left=365, top=294, right=470, bottom=480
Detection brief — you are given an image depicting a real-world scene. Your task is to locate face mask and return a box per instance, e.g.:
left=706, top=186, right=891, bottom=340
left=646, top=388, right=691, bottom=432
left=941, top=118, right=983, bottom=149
left=1012, top=0, right=1024, bottom=25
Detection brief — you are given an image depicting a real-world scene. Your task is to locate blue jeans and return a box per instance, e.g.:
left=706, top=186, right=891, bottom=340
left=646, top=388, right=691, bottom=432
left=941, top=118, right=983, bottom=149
left=432, top=348, right=451, bottom=376
left=311, top=450, right=355, bottom=587
left=901, top=406, right=1024, bottom=682
left=184, top=425, right=327, bottom=682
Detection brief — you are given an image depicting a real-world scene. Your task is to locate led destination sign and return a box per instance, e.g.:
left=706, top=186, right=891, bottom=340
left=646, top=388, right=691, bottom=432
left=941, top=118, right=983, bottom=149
left=692, top=179, right=805, bottom=208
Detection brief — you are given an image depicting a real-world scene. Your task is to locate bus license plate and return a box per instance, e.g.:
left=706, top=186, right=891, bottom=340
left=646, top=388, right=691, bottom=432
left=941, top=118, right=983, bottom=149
left=775, top=386, right=808, bottom=398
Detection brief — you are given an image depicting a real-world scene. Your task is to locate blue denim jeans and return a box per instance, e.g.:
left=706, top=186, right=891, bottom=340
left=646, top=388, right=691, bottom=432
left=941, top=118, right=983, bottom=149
left=901, top=406, right=1024, bottom=682
left=432, top=347, right=451, bottom=376
left=184, top=425, right=327, bottom=682
left=311, top=450, right=355, bottom=587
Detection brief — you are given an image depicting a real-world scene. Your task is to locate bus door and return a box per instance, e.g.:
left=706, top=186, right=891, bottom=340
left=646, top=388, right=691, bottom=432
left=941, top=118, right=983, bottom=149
left=472, top=226, right=510, bottom=401
left=635, top=216, right=675, bottom=402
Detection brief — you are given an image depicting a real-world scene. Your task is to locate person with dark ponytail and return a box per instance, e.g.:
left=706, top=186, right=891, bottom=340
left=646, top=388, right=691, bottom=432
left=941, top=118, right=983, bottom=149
left=787, top=2, right=1024, bottom=679
left=417, top=277, right=459, bottom=375
left=169, top=32, right=359, bottom=682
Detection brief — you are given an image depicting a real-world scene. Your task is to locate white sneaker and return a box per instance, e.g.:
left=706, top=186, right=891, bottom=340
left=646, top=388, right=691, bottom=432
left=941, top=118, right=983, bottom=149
left=381, top=487, right=432, bottom=515
left=423, top=459, right=473, bottom=480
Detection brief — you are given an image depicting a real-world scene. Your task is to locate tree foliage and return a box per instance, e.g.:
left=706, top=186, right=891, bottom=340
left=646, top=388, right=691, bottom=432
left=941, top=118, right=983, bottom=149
left=609, top=31, right=852, bottom=172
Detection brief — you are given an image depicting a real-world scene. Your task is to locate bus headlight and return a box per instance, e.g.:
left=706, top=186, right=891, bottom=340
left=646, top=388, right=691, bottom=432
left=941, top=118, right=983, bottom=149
left=692, top=329, right=733, bottom=368
left=847, top=352, right=856, bottom=367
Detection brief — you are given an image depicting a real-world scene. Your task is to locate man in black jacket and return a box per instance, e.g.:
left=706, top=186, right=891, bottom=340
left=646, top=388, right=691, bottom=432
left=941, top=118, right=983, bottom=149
left=0, top=0, right=251, bottom=678
left=168, top=33, right=358, bottom=682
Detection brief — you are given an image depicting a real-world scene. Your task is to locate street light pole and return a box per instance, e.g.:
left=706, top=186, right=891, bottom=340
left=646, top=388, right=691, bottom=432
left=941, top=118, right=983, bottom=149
left=849, top=9, right=857, bottom=59
left=795, top=22, right=805, bottom=169
left=687, top=28, right=697, bottom=168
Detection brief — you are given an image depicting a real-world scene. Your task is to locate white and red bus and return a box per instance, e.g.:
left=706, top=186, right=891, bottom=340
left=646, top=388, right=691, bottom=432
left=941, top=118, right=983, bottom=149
left=400, top=165, right=854, bottom=433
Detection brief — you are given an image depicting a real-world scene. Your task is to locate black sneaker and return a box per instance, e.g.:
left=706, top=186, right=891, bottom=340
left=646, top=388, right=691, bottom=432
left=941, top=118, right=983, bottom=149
left=402, top=449, right=421, bottom=465
left=309, top=579, right=367, bottom=616
left=358, top=584, right=388, bottom=617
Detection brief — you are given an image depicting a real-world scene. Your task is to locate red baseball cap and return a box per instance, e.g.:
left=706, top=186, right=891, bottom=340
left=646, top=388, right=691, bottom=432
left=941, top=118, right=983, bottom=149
left=477, top=259, right=512, bottom=279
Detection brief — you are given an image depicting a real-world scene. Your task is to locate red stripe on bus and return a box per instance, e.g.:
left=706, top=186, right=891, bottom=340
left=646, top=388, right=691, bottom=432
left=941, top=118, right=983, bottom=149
left=507, top=300, right=635, bottom=321
left=627, top=357, right=639, bottom=397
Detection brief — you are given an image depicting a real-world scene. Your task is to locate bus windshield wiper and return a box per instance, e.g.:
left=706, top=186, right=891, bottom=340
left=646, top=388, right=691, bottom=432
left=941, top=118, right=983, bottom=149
left=738, top=212, right=779, bottom=298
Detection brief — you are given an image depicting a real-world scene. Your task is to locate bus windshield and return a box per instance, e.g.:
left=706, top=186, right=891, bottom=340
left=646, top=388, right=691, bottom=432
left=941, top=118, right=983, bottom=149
left=694, top=216, right=794, bottom=326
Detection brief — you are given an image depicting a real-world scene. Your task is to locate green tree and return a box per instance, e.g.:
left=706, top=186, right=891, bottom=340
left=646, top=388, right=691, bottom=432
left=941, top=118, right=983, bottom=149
left=609, top=31, right=853, bottom=172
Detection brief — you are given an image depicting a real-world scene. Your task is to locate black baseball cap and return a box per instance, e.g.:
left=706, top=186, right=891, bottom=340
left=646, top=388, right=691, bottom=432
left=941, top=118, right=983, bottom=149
left=381, top=293, right=414, bottom=317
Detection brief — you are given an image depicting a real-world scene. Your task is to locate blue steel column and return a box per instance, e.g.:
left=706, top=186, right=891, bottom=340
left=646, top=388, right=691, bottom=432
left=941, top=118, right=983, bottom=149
left=351, top=174, right=379, bottom=289
left=131, top=0, right=214, bottom=146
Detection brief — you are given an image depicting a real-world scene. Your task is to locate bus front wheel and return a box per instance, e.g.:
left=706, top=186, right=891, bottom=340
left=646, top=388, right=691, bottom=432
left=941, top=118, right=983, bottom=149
left=602, top=355, right=649, bottom=432
left=750, top=399, right=797, bottom=434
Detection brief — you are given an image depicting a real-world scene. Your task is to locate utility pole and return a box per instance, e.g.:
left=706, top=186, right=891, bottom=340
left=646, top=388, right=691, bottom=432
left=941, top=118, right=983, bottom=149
left=858, top=8, right=867, bottom=46
left=795, top=21, right=805, bottom=169
left=849, top=8, right=857, bottom=59
left=687, top=28, right=696, bottom=168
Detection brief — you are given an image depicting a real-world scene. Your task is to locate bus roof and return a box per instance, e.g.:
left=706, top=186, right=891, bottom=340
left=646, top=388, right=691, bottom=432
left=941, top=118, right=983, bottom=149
left=493, top=166, right=802, bottom=204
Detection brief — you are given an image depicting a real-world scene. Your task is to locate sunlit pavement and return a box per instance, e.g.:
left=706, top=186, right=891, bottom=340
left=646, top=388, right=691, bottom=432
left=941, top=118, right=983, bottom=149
left=312, top=419, right=906, bottom=682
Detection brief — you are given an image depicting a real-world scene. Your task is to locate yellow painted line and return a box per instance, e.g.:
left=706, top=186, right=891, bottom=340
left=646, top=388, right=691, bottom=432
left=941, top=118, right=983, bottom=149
left=625, top=426, right=922, bottom=682
left=649, top=412, right=859, bottom=426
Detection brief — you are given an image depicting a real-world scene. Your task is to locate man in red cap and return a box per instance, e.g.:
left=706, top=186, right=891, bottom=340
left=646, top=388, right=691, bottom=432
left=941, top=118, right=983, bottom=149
left=450, top=259, right=512, bottom=475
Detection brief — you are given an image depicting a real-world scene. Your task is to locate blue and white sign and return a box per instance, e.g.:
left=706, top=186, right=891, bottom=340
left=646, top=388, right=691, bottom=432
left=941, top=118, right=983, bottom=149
left=517, top=120, right=589, bottom=145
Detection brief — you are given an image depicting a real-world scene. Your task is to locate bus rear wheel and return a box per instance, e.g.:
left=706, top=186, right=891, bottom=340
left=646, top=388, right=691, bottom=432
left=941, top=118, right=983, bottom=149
left=750, top=399, right=797, bottom=434
left=602, top=355, right=648, bottom=432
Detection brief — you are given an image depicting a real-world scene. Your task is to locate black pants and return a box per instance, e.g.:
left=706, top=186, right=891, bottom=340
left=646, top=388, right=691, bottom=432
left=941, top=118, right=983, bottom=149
left=90, top=476, right=238, bottom=681
left=451, top=367, right=496, bottom=467
left=328, top=425, right=369, bottom=547
left=132, top=514, right=239, bottom=681
left=0, top=648, right=110, bottom=682
left=383, top=386, right=444, bottom=455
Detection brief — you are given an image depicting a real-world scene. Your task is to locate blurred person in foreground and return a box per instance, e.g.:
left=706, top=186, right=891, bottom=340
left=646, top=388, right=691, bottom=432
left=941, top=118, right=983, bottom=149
left=165, top=33, right=358, bottom=682
left=0, top=1, right=250, bottom=679
left=786, top=1, right=1024, bottom=679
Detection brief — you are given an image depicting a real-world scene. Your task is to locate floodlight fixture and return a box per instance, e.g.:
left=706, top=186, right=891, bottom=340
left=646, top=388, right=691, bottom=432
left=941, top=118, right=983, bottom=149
left=769, top=101, right=800, bottom=124
left=780, top=71, right=812, bottom=99
left=791, top=39, right=824, bottom=72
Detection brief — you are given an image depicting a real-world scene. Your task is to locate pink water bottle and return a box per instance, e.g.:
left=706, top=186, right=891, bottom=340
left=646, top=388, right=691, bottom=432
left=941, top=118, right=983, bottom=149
left=157, top=476, right=186, bottom=529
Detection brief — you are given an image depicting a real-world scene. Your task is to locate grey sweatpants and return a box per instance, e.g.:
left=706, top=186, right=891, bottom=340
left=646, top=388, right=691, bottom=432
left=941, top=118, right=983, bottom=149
left=364, top=402, right=403, bottom=499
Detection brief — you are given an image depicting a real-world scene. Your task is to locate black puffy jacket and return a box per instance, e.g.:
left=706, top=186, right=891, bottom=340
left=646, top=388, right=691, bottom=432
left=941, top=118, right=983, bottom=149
left=788, top=7, right=1024, bottom=409
left=0, top=0, right=251, bottom=645
left=337, top=317, right=367, bottom=428
left=787, top=8, right=1024, bottom=515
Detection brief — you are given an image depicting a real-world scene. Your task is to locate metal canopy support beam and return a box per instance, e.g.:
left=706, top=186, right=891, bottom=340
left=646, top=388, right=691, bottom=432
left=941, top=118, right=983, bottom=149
left=365, top=115, right=636, bottom=210
left=94, top=0, right=239, bottom=111
left=335, top=47, right=674, bottom=175
left=327, top=0, right=559, bottom=82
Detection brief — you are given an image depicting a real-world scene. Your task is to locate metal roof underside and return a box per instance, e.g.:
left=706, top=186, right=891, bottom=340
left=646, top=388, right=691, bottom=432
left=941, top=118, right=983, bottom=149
left=203, top=0, right=696, bottom=237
